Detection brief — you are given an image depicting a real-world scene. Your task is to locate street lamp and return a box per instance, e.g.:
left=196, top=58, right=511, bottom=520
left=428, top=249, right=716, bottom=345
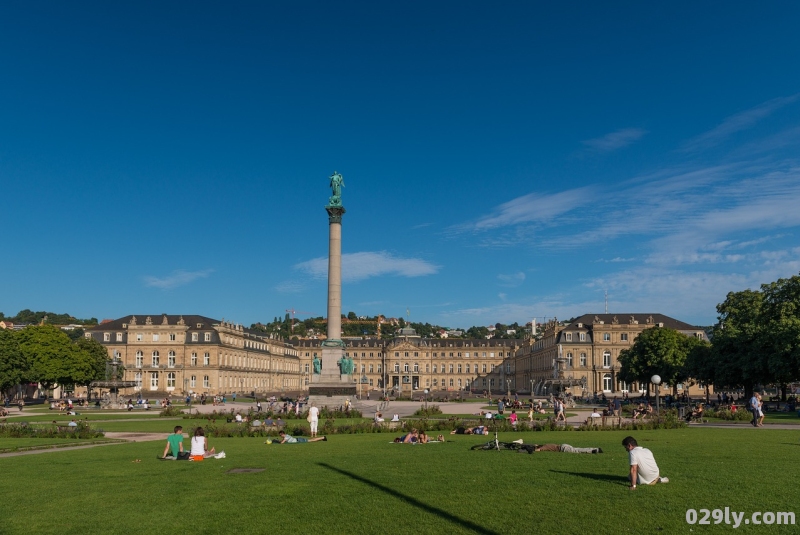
left=506, top=379, right=511, bottom=398
left=651, top=375, right=662, bottom=414
left=530, top=379, right=534, bottom=398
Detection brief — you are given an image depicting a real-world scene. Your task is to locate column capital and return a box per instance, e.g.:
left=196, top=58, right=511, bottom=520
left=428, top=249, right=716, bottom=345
left=326, top=205, right=346, bottom=224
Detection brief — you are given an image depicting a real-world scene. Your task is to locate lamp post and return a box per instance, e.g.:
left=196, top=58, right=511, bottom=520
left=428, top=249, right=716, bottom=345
left=506, top=379, right=511, bottom=398
left=651, top=375, right=662, bottom=414
left=382, top=352, right=386, bottom=400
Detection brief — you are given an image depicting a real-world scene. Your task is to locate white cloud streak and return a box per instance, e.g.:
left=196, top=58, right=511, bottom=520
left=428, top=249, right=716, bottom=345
left=582, top=128, right=647, bottom=152
left=295, top=251, right=440, bottom=282
left=144, top=269, right=214, bottom=290
left=681, top=94, right=799, bottom=152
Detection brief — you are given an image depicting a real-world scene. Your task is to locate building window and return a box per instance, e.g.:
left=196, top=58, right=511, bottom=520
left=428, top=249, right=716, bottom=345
left=151, top=351, right=160, bottom=367
left=304, top=364, right=310, bottom=373
left=190, top=375, right=196, bottom=388
left=433, top=379, right=438, bottom=387
left=135, top=351, right=143, bottom=368
left=168, top=351, right=176, bottom=368
left=203, top=352, right=210, bottom=366
left=404, top=363, right=409, bottom=372
left=394, top=363, right=400, bottom=372
left=150, top=372, right=159, bottom=388
left=580, top=332, right=586, bottom=341
left=603, top=373, right=612, bottom=392
left=603, top=333, right=611, bottom=342
left=203, top=375, right=210, bottom=388
left=169, top=333, right=176, bottom=341
left=192, top=332, right=198, bottom=342
left=580, top=352, right=587, bottom=367
left=449, top=379, right=454, bottom=387
left=413, top=363, right=419, bottom=372
left=167, top=372, right=176, bottom=388
left=458, top=379, right=462, bottom=387
left=603, top=351, right=611, bottom=368
left=465, top=352, right=470, bottom=358
left=134, top=372, right=142, bottom=388
left=204, top=333, right=211, bottom=342
left=136, top=333, right=143, bottom=341
left=490, top=378, right=495, bottom=387
left=152, top=334, right=159, bottom=342
left=566, top=352, right=573, bottom=367
left=369, top=364, right=374, bottom=373
left=506, top=363, right=511, bottom=374
left=103, top=333, right=110, bottom=341
left=116, top=333, right=123, bottom=342
left=191, top=353, right=197, bottom=366
left=491, top=364, right=496, bottom=372
left=457, top=364, right=462, bottom=373
left=449, top=364, right=454, bottom=373
left=565, top=333, right=572, bottom=342
left=482, top=364, right=487, bottom=373
left=377, top=365, right=382, bottom=373
left=482, top=352, right=487, bottom=358
left=432, top=364, right=438, bottom=373
left=474, top=364, right=479, bottom=373
left=621, top=333, right=629, bottom=341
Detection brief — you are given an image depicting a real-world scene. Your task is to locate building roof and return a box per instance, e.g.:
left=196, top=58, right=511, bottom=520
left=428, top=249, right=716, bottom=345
left=566, top=313, right=702, bottom=331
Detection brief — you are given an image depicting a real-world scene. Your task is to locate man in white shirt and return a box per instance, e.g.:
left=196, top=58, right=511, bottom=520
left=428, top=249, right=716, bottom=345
left=622, top=436, right=669, bottom=489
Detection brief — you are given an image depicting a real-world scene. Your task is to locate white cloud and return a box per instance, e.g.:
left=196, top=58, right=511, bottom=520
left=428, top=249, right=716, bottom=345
left=582, top=128, right=647, bottom=152
left=497, top=272, right=526, bottom=286
left=143, top=269, right=213, bottom=290
left=275, top=280, right=305, bottom=293
left=294, top=251, right=440, bottom=282
left=681, top=94, right=799, bottom=152
left=464, top=186, right=596, bottom=232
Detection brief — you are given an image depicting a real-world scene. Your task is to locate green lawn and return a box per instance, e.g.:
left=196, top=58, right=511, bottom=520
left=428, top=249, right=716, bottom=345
left=0, top=437, right=118, bottom=452
left=1, top=427, right=798, bottom=534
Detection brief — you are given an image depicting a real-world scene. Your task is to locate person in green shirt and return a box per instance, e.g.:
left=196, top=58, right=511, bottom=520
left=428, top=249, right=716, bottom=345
left=162, top=425, right=185, bottom=459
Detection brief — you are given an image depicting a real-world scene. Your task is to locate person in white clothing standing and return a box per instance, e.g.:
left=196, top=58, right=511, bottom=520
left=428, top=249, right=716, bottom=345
left=308, top=402, right=320, bottom=437
left=622, top=436, right=669, bottom=489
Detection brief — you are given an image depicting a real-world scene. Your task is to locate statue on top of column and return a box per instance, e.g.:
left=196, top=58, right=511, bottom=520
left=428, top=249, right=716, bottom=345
left=328, top=171, right=344, bottom=206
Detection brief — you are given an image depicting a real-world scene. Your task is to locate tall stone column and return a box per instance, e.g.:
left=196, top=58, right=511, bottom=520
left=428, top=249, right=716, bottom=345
left=309, top=172, right=356, bottom=400
left=325, top=205, right=345, bottom=346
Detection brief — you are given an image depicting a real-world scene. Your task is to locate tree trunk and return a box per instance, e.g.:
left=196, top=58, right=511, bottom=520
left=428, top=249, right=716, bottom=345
left=781, top=383, right=787, bottom=401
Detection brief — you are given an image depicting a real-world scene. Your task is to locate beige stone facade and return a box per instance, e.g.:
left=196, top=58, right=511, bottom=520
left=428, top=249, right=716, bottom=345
left=515, top=313, right=710, bottom=397
left=88, top=315, right=301, bottom=397
left=294, top=327, right=521, bottom=397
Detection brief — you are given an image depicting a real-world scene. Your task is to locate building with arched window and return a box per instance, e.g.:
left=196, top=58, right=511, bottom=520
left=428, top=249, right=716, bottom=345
left=88, top=315, right=301, bottom=397
left=515, top=313, right=710, bottom=397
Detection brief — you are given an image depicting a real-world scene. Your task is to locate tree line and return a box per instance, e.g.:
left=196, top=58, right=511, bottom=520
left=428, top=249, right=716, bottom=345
left=0, top=309, right=98, bottom=326
left=0, top=325, right=111, bottom=398
left=619, top=273, right=800, bottom=399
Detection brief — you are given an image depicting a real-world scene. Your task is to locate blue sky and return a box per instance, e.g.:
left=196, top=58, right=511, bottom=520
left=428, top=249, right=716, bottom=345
left=2, top=2, right=800, bottom=329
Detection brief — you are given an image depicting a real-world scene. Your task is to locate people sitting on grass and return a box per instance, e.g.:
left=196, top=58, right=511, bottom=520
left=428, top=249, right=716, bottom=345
left=450, top=425, right=488, bottom=435
left=622, top=435, right=668, bottom=489
left=162, top=425, right=187, bottom=460
left=190, top=427, right=218, bottom=460
left=418, top=431, right=429, bottom=444
left=279, top=430, right=327, bottom=443
left=374, top=412, right=385, bottom=423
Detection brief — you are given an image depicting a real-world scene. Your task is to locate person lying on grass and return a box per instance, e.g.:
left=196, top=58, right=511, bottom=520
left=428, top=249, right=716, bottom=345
left=395, top=429, right=419, bottom=443
left=450, top=426, right=488, bottom=435
left=161, top=425, right=187, bottom=460
left=524, top=443, right=603, bottom=454
left=278, top=430, right=327, bottom=443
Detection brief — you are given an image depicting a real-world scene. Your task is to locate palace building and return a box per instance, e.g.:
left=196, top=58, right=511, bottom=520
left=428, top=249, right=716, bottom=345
left=293, top=325, right=522, bottom=397
left=514, top=313, right=710, bottom=397
left=88, top=315, right=302, bottom=397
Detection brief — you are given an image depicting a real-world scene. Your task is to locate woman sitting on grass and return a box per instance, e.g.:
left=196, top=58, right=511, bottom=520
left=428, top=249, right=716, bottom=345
left=190, top=427, right=217, bottom=460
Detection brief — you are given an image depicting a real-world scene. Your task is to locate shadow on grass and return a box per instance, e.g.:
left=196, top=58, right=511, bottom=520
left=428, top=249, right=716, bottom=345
left=549, top=470, right=628, bottom=486
left=317, top=462, right=499, bottom=535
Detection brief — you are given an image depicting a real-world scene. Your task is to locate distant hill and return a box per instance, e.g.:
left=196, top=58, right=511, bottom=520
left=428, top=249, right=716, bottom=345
left=0, top=309, right=98, bottom=326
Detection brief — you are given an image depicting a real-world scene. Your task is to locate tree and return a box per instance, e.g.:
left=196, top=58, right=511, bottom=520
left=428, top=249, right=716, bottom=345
left=709, top=289, right=770, bottom=396
left=17, top=325, right=74, bottom=392
left=760, top=275, right=800, bottom=399
left=0, top=329, right=26, bottom=393
left=65, top=328, right=85, bottom=342
left=618, top=327, right=704, bottom=394
left=347, top=311, right=357, bottom=321
left=74, top=337, right=112, bottom=397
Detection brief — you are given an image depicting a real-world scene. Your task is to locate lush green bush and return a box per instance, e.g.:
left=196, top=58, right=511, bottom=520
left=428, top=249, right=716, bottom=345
left=412, top=404, right=443, bottom=417
left=710, top=408, right=753, bottom=421
left=0, top=422, right=104, bottom=439
left=158, top=405, right=184, bottom=417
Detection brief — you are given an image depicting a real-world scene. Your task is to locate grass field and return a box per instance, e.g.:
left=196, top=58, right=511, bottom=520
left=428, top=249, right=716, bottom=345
left=1, top=420, right=798, bottom=534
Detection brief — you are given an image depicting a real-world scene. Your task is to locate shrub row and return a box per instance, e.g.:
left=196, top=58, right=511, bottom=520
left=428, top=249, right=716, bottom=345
left=0, top=422, right=105, bottom=439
